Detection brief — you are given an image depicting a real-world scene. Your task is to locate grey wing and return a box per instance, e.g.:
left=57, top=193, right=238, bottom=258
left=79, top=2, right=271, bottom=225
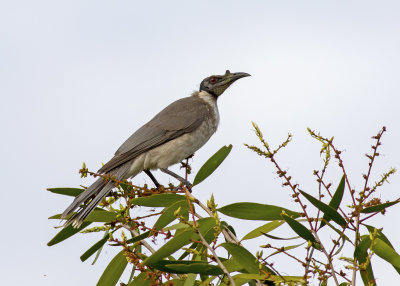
left=98, top=96, right=209, bottom=174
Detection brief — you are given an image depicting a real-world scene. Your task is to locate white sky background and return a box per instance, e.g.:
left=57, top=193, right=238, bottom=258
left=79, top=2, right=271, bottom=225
left=1, top=0, right=400, bottom=285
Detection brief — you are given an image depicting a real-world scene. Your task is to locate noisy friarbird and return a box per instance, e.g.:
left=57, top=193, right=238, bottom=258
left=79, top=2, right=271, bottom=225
left=62, top=70, right=250, bottom=227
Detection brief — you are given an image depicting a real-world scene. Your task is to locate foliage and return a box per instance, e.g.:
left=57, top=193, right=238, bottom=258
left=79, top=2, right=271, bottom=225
left=47, top=125, right=399, bottom=286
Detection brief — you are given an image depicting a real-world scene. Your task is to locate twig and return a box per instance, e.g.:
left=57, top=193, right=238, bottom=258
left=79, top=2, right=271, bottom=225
left=121, top=224, right=179, bottom=279
left=185, top=189, right=241, bottom=244
left=198, top=231, right=235, bottom=285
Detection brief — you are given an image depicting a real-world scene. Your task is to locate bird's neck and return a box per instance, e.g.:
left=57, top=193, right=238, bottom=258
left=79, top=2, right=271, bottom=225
left=193, top=91, right=220, bottom=129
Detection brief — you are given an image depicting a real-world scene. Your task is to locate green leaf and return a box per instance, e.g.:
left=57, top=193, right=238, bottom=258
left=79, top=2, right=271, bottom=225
left=242, top=221, right=284, bottom=240
left=49, top=210, right=117, bottom=223
left=223, top=258, right=246, bottom=272
left=320, top=175, right=345, bottom=228
left=97, top=250, right=128, bottom=286
left=163, top=223, right=190, bottom=231
left=281, top=214, right=316, bottom=243
left=143, top=229, right=195, bottom=266
left=80, top=234, right=109, bottom=262
left=218, top=203, right=300, bottom=221
left=126, top=231, right=151, bottom=244
left=47, top=187, right=84, bottom=197
left=361, top=200, right=400, bottom=213
left=127, top=271, right=151, bottom=286
left=153, top=200, right=189, bottom=231
left=322, top=220, right=352, bottom=244
left=299, top=190, right=346, bottom=227
left=130, top=193, right=186, bottom=207
left=143, top=218, right=216, bottom=266
left=268, top=243, right=304, bottom=257
left=152, top=260, right=223, bottom=275
left=365, top=225, right=398, bottom=252
left=47, top=222, right=91, bottom=246
left=234, top=274, right=303, bottom=283
left=183, top=274, right=197, bottom=286
left=354, top=235, right=376, bottom=286
left=373, top=238, right=400, bottom=269
left=261, top=232, right=298, bottom=241
left=193, top=145, right=232, bottom=186
left=220, top=243, right=259, bottom=273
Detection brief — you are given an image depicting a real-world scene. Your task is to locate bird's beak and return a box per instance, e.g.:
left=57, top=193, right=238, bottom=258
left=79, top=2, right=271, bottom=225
left=223, top=70, right=251, bottom=84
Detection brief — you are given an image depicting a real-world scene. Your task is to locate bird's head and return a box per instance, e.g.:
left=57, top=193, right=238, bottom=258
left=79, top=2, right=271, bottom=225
left=200, top=70, right=250, bottom=97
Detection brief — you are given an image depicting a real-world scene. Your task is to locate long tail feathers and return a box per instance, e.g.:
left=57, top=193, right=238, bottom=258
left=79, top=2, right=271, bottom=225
left=61, top=178, right=114, bottom=228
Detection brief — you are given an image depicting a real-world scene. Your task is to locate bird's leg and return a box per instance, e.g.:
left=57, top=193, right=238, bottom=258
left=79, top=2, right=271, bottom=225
left=160, top=168, right=192, bottom=190
left=144, top=170, right=160, bottom=188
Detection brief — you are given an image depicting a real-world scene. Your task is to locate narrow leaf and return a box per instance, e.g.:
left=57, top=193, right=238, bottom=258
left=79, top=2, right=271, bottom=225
left=143, top=218, right=216, bottom=266
left=130, top=193, right=186, bottom=207
left=152, top=260, right=223, bottom=275
left=80, top=234, right=109, bottom=262
left=373, top=238, right=400, bottom=269
left=261, top=232, right=299, bottom=241
left=193, top=145, right=232, bottom=186
left=49, top=210, right=117, bottom=223
left=220, top=243, right=259, bottom=274
left=267, top=243, right=304, bottom=257
left=361, top=200, right=400, bottom=213
left=320, top=175, right=345, bottom=228
left=126, top=231, right=151, bottom=244
left=127, top=272, right=151, bottom=286
left=97, top=250, right=128, bottom=286
left=92, top=231, right=110, bottom=265
left=242, top=221, right=284, bottom=240
left=234, top=274, right=303, bottom=283
left=218, top=203, right=300, bottom=221
left=47, top=222, right=91, bottom=246
left=153, top=200, right=189, bottom=231
left=365, top=225, right=397, bottom=251
left=47, top=187, right=83, bottom=197
left=299, top=190, right=346, bottom=227
left=354, top=235, right=376, bottom=285
left=281, top=214, right=316, bottom=243
left=183, top=274, right=197, bottom=286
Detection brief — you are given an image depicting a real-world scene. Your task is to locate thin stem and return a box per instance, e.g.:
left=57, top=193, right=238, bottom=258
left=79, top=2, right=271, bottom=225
left=185, top=189, right=241, bottom=244
left=312, top=230, right=340, bottom=286
left=121, top=224, right=180, bottom=280
left=198, top=231, right=235, bottom=285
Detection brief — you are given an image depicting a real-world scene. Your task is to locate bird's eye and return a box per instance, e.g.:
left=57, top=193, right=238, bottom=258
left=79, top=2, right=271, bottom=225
left=209, top=77, right=217, bottom=83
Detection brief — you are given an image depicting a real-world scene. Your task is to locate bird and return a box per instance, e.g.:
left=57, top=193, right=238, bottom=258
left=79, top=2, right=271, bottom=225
left=62, top=70, right=250, bottom=228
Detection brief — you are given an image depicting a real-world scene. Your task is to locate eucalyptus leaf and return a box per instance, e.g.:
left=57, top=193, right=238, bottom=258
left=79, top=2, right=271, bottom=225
left=47, top=222, right=91, bottom=246
left=281, top=214, right=316, bottom=243
left=130, top=193, right=186, bottom=207
left=361, top=200, right=400, bottom=213
left=299, top=190, right=346, bottom=227
left=97, top=250, right=128, bottom=286
left=143, top=218, right=216, bottom=266
left=220, top=243, right=259, bottom=274
left=153, top=200, right=189, bottom=231
left=49, top=210, right=117, bottom=223
left=80, top=233, right=109, bottom=262
left=242, top=221, right=284, bottom=240
left=193, top=145, right=232, bottom=186
left=373, top=238, right=400, bottom=269
left=320, top=175, right=345, bottom=228
left=218, top=203, right=300, bottom=221
left=354, top=235, right=376, bottom=285
left=47, top=187, right=83, bottom=197
left=152, top=260, right=223, bottom=275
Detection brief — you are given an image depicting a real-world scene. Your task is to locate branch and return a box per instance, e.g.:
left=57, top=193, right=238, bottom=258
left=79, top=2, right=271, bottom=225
left=121, top=224, right=179, bottom=280
left=198, top=231, right=235, bottom=285
left=185, top=189, right=241, bottom=244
